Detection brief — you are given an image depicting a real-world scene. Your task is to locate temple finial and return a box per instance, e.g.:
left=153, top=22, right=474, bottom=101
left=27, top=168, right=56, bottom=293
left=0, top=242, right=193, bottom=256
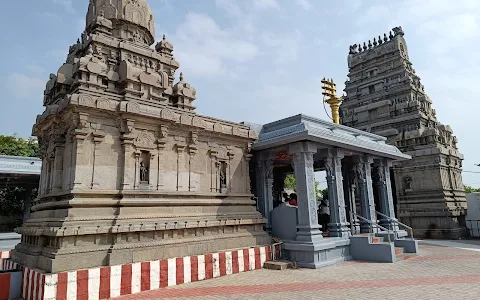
left=179, top=72, right=184, bottom=81
left=163, top=34, right=166, bottom=40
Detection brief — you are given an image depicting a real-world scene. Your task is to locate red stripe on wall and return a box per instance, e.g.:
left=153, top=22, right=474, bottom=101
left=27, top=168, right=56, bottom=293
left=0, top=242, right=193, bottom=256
left=159, top=260, right=168, bottom=288
left=176, top=257, right=184, bottom=285
left=265, top=246, right=272, bottom=262
left=29, top=269, right=35, bottom=300
left=205, top=254, right=213, bottom=280
left=40, top=274, right=45, bottom=300
left=120, top=264, right=132, bottom=296
left=0, top=273, right=11, bottom=300
left=76, top=270, right=89, bottom=300
left=232, top=251, right=239, bottom=274
left=21, top=268, right=27, bottom=299
left=254, top=248, right=261, bottom=269
left=99, top=267, right=111, bottom=300
left=34, top=271, right=42, bottom=300
left=243, top=249, right=250, bottom=271
left=190, top=256, right=199, bottom=282
left=56, top=272, right=68, bottom=300
left=219, top=252, right=227, bottom=276
left=140, top=262, right=151, bottom=292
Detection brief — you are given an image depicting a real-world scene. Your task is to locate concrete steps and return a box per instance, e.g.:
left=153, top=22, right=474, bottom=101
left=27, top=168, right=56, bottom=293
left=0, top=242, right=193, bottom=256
left=350, top=234, right=419, bottom=263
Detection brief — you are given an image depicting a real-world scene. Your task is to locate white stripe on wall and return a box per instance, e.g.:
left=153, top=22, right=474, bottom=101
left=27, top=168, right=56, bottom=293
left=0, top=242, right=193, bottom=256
left=197, top=255, right=205, bottom=281
left=131, top=262, right=141, bottom=294
left=110, top=265, right=122, bottom=298
left=150, top=260, right=160, bottom=290
left=183, top=257, right=191, bottom=284
left=88, top=268, right=100, bottom=300
left=167, top=258, right=176, bottom=287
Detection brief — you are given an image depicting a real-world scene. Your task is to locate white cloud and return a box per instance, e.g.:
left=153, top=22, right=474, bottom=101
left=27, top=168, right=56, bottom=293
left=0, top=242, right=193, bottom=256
left=261, top=31, right=302, bottom=64
left=169, top=13, right=259, bottom=77
left=7, top=73, right=45, bottom=99
left=52, top=0, right=75, bottom=14
left=254, top=0, right=279, bottom=10
left=296, top=0, right=313, bottom=11
left=357, top=4, right=390, bottom=25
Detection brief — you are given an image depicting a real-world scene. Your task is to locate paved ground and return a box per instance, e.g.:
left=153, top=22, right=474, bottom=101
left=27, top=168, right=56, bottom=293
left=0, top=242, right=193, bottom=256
left=116, top=240, right=480, bottom=300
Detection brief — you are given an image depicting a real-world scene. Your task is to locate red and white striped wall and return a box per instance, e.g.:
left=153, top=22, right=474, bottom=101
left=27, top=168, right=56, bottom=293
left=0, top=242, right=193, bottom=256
left=21, top=243, right=282, bottom=300
left=2, top=259, right=18, bottom=271
left=0, top=251, right=12, bottom=271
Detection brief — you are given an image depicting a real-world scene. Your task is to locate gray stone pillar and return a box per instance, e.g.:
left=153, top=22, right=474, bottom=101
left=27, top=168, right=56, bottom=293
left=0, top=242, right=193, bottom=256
left=373, top=158, right=397, bottom=230
left=342, top=164, right=359, bottom=234
left=354, top=155, right=377, bottom=233
left=52, top=145, right=65, bottom=193
left=290, top=142, right=323, bottom=243
left=255, top=159, right=266, bottom=217
left=264, top=159, right=274, bottom=231
left=322, top=149, right=350, bottom=237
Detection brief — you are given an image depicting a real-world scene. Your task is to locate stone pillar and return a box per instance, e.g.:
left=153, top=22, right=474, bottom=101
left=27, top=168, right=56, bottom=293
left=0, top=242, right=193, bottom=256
left=322, top=149, right=350, bottom=238
left=71, top=132, right=88, bottom=190
left=91, top=133, right=104, bottom=189
left=52, top=144, right=65, bottom=193
left=265, top=159, right=274, bottom=231
left=209, top=149, right=218, bottom=192
left=255, top=159, right=266, bottom=217
left=149, top=152, right=156, bottom=189
left=121, top=136, right=135, bottom=190
left=134, top=151, right=141, bottom=189
left=227, top=150, right=235, bottom=192
left=289, top=142, right=323, bottom=243
left=188, top=146, right=197, bottom=191
left=156, top=138, right=167, bottom=190
left=342, top=163, right=359, bottom=234
left=373, top=158, right=397, bottom=230
left=354, top=155, right=377, bottom=233
left=245, top=154, right=253, bottom=194
left=175, top=142, right=187, bottom=191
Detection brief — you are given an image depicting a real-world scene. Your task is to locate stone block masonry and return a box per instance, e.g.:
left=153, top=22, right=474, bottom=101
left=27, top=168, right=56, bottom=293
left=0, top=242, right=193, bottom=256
left=18, top=244, right=281, bottom=300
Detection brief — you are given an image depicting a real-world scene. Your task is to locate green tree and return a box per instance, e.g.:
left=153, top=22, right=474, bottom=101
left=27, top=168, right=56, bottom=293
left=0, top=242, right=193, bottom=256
left=0, top=135, right=39, bottom=157
left=0, top=135, right=39, bottom=231
left=465, top=185, right=480, bottom=193
left=284, top=174, right=325, bottom=199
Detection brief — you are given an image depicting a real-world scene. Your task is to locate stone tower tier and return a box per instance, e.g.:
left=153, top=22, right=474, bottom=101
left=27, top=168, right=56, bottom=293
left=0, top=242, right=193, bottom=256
left=340, top=26, right=467, bottom=239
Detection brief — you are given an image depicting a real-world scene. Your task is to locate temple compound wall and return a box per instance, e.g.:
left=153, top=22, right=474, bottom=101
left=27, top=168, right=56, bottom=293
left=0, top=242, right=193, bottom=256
left=13, top=0, right=269, bottom=273
left=341, top=27, right=467, bottom=238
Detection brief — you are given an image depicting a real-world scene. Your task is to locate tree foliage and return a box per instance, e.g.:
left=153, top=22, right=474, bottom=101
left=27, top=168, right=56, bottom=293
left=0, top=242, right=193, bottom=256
left=283, top=174, right=327, bottom=199
left=465, top=185, right=480, bottom=193
left=0, top=135, right=39, bottom=157
left=0, top=135, right=39, bottom=231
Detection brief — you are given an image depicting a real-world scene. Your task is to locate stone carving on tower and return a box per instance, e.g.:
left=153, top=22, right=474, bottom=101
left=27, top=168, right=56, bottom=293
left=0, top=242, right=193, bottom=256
left=13, top=0, right=269, bottom=273
left=341, top=27, right=467, bottom=238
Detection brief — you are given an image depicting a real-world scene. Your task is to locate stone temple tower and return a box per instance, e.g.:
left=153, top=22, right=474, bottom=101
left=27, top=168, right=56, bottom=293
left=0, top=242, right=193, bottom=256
left=340, top=27, right=467, bottom=238
left=13, top=0, right=270, bottom=273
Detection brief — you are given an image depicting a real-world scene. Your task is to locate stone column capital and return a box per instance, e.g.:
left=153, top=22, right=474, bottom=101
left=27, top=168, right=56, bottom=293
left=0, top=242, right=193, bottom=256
left=320, top=148, right=344, bottom=159
left=288, top=141, right=317, bottom=155
left=353, top=154, right=374, bottom=164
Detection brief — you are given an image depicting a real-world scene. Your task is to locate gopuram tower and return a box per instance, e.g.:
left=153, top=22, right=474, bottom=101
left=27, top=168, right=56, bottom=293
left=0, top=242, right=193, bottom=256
left=340, top=27, right=467, bottom=238
left=13, top=0, right=270, bottom=273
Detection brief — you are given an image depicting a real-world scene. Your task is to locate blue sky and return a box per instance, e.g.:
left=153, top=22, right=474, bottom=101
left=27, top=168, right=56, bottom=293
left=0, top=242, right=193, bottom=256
left=1, top=0, right=480, bottom=187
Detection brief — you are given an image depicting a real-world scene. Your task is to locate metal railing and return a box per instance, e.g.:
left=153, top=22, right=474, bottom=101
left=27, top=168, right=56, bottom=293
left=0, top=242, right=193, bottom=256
left=350, top=212, right=392, bottom=243
left=466, top=220, right=480, bottom=239
left=375, top=210, right=414, bottom=239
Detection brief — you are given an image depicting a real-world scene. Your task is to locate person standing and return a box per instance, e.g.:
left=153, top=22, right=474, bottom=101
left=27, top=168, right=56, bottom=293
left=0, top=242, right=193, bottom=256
left=319, top=198, right=330, bottom=232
